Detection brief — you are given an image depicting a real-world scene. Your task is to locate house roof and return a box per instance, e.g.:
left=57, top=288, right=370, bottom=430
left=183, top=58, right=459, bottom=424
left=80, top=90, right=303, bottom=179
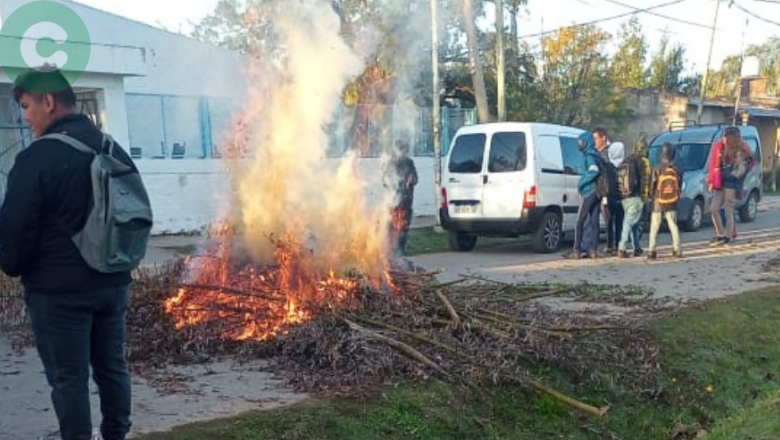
left=744, top=107, right=780, bottom=118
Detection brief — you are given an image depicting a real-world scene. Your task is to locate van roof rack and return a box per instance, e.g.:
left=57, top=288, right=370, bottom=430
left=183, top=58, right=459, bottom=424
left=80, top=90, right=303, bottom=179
left=667, top=121, right=732, bottom=132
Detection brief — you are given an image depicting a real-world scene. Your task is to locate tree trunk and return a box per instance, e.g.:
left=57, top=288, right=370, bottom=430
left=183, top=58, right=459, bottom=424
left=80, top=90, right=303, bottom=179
left=496, top=0, right=506, bottom=121
left=461, top=0, right=490, bottom=123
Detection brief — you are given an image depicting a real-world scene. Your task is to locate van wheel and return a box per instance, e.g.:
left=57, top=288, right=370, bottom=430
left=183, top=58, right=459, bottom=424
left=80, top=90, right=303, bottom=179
left=683, top=199, right=704, bottom=232
left=532, top=212, right=562, bottom=253
left=739, top=190, right=759, bottom=223
left=448, top=231, right=477, bottom=252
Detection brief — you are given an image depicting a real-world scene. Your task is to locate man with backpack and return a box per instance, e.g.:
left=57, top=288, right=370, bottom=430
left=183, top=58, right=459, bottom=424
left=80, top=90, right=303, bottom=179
left=564, top=132, right=601, bottom=259
left=0, top=67, right=152, bottom=440
left=647, top=142, right=682, bottom=259
left=616, top=143, right=649, bottom=258
left=593, top=127, right=622, bottom=255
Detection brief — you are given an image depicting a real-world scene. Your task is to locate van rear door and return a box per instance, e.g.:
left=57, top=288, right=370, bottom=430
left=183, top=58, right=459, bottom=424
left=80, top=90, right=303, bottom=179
left=445, top=133, right=487, bottom=218
left=481, top=131, right=530, bottom=219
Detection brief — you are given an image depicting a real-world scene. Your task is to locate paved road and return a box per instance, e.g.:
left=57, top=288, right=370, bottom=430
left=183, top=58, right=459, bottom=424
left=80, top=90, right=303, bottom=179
left=411, top=196, right=780, bottom=302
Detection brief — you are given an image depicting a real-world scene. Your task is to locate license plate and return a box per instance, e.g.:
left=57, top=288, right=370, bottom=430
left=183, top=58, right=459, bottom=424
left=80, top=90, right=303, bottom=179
left=453, top=204, right=477, bottom=214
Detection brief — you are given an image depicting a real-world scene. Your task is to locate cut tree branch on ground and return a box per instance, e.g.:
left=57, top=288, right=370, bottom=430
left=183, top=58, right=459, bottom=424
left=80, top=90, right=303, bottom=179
left=353, top=316, right=462, bottom=355
left=177, top=284, right=284, bottom=302
left=526, top=377, right=609, bottom=418
left=515, top=284, right=585, bottom=303
left=434, top=290, right=462, bottom=327
left=343, top=318, right=453, bottom=379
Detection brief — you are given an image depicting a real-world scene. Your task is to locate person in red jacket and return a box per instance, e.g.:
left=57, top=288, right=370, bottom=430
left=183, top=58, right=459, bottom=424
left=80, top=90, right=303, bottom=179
left=707, top=126, right=753, bottom=246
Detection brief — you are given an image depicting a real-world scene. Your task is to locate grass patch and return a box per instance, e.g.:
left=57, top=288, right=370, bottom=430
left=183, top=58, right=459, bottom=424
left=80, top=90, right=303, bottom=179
left=406, top=227, right=526, bottom=255
left=705, top=389, right=780, bottom=440
left=136, top=287, right=780, bottom=440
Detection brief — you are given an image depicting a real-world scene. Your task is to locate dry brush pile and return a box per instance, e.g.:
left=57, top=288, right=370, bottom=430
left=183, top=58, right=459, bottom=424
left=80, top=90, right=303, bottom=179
left=1, top=257, right=674, bottom=419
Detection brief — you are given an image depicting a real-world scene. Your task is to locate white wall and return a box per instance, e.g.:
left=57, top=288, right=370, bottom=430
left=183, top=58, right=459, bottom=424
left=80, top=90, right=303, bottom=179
left=0, top=0, right=147, bottom=76
left=137, top=157, right=439, bottom=234
left=5, top=0, right=248, bottom=96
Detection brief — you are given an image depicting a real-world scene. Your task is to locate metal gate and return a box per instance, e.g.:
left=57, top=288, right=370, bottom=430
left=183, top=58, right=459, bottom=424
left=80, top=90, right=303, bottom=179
left=0, top=94, right=31, bottom=199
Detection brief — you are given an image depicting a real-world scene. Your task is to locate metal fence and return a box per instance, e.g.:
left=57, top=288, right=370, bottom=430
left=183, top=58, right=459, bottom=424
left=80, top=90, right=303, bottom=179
left=327, top=105, right=476, bottom=158
left=0, top=91, right=477, bottom=180
left=0, top=93, right=31, bottom=199
left=126, top=95, right=477, bottom=160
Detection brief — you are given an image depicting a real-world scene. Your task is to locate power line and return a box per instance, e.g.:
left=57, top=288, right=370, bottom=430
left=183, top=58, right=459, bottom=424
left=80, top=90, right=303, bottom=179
left=734, top=2, right=780, bottom=26
left=751, top=0, right=780, bottom=4
left=598, top=0, right=715, bottom=29
left=518, top=0, right=689, bottom=39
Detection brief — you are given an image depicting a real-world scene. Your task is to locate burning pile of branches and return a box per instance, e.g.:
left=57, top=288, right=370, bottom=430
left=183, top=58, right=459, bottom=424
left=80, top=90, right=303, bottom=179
left=0, top=233, right=671, bottom=419
left=125, top=233, right=669, bottom=418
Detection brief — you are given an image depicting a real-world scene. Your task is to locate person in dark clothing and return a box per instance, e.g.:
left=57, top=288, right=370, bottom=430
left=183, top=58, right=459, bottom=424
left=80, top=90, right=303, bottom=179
left=593, top=127, right=623, bottom=255
left=0, top=67, right=143, bottom=440
left=563, top=132, right=601, bottom=259
left=386, top=140, right=418, bottom=256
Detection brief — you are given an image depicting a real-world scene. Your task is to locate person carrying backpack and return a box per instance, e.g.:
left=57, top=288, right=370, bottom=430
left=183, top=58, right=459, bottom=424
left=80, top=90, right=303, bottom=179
left=616, top=145, right=648, bottom=258
left=0, top=67, right=152, bottom=440
left=647, top=142, right=682, bottom=260
left=629, top=136, right=652, bottom=255
left=564, top=132, right=601, bottom=259
left=593, top=128, right=622, bottom=255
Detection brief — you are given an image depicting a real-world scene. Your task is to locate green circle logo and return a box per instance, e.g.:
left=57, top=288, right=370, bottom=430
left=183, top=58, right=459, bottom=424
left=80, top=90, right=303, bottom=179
left=0, top=1, right=91, bottom=93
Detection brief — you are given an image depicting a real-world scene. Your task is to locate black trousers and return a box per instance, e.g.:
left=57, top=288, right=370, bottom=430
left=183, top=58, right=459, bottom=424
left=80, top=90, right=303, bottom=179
left=602, top=197, right=624, bottom=250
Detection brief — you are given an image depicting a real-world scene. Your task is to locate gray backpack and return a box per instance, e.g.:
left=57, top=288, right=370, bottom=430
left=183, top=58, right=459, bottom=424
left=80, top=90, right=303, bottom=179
left=38, top=133, right=153, bottom=273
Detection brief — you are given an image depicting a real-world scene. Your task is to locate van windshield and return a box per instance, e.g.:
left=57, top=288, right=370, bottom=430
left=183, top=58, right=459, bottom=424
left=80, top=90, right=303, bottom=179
left=449, top=134, right=486, bottom=173
left=649, top=143, right=712, bottom=172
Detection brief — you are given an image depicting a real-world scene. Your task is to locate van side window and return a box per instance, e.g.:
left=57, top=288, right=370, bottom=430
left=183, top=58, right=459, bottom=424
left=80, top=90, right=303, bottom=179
left=560, top=136, right=582, bottom=175
left=744, top=137, right=761, bottom=163
left=448, top=134, right=486, bottom=173
left=488, top=132, right=527, bottom=173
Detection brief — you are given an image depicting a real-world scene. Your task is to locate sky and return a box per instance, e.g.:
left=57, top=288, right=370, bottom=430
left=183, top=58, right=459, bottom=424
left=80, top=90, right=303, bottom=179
left=73, top=0, right=780, bottom=75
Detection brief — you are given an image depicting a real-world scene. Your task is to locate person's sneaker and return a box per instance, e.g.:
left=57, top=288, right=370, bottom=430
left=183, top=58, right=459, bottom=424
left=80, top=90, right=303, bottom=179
left=562, top=250, right=582, bottom=260
left=617, top=249, right=629, bottom=259
left=587, top=250, right=599, bottom=260
left=709, top=236, right=722, bottom=247
left=721, top=237, right=732, bottom=245
left=672, top=250, right=683, bottom=259
left=646, top=251, right=657, bottom=260
left=633, top=248, right=644, bottom=258
left=731, top=231, right=738, bottom=241
left=604, top=248, right=616, bottom=256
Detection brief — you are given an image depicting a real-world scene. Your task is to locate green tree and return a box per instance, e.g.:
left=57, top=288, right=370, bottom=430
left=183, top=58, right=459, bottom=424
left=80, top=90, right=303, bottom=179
left=540, top=25, right=631, bottom=129
left=705, top=54, right=741, bottom=98
left=611, top=17, right=647, bottom=89
left=648, top=33, right=686, bottom=93
left=745, top=37, right=780, bottom=95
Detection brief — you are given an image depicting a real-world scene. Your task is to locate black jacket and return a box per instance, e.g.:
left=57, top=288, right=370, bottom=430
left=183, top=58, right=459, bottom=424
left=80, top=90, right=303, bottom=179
left=386, top=156, right=418, bottom=210
left=0, top=114, right=134, bottom=292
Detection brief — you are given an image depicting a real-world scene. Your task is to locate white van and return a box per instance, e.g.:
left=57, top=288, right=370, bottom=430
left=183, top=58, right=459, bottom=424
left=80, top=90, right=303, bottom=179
left=440, top=122, right=586, bottom=253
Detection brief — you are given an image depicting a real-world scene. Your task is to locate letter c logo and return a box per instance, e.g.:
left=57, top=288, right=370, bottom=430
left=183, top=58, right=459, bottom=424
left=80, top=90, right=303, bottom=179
left=21, top=22, right=69, bottom=72
left=0, top=1, right=91, bottom=93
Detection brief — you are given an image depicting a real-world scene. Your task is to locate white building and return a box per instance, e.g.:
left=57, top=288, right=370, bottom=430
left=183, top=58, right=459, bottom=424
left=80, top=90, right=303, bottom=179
left=0, top=0, right=250, bottom=233
left=0, top=0, right=463, bottom=233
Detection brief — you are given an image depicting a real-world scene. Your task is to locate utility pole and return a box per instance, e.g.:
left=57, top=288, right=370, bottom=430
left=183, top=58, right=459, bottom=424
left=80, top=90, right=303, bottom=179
left=733, top=18, right=748, bottom=125
left=431, top=0, right=442, bottom=224
left=696, top=0, right=721, bottom=124
left=496, top=0, right=506, bottom=121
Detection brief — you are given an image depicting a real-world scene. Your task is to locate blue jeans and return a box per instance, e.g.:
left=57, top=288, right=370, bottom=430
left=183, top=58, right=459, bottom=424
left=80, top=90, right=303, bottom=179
left=619, top=197, right=643, bottom=251
left=26, top=285, right=132, bottom=440
left=574, top=194, right=601, bottom=253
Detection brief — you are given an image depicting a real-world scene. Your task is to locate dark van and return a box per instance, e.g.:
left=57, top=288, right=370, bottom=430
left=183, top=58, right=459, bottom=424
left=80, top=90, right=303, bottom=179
left=648, top=124, right=762, bottom=231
